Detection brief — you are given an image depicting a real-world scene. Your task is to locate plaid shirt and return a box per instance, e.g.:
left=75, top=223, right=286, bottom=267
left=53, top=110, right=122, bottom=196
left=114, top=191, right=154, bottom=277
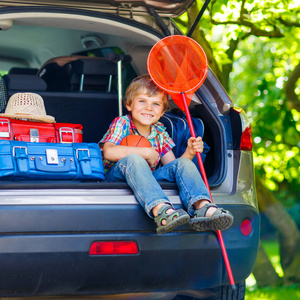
left=99, top=114, right=175, bottom=172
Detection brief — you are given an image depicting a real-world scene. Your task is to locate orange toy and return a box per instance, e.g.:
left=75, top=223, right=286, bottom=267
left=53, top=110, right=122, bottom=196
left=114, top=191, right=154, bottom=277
left=120, top=135, right=151, bottom=147
left=147, top=35, right=235, bottom=289
left=147, top=35, right=208, bottom=111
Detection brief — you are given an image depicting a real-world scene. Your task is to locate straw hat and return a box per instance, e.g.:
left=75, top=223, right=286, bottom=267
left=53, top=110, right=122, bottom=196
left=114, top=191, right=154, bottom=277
left=0, top=92, right=55, bottom=123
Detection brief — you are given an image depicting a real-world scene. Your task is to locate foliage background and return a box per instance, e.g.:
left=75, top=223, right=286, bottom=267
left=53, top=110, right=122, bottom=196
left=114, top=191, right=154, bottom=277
left=174, top=0, right=300, bottom=289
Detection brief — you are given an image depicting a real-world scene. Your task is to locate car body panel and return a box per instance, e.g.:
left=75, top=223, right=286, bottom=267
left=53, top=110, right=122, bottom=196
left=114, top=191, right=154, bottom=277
left=0, top=0, right=195, bottom=17
left=0, top=202, right=259, bottom=297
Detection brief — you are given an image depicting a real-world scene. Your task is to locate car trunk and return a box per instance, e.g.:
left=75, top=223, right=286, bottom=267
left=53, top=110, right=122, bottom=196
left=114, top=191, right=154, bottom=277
left=0, top=6, right=230, bottom=188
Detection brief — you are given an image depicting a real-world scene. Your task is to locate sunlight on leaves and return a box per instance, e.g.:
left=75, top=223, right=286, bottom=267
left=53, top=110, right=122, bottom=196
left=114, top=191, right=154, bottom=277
left=175, top=0, right=300, bottom=207
left=264, top=179, right=277, bottom=191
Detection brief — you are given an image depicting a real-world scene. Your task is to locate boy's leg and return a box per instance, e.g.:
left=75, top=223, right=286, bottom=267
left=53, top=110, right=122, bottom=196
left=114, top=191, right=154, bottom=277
left=106, top=154, right=170, bottom=217
left=153, top=157, right=211, bottom=215
left=153, top=157, right=233, bottom=231
left=106, top=154, right=190, bottom=234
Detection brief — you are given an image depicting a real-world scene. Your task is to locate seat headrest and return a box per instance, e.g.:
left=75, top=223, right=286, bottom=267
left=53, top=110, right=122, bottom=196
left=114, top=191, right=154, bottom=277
left=70, top=58, right=118, bottom=76
left=9, top=67, right=38, bottom=75
left=3, top=74, right=47, bottom=91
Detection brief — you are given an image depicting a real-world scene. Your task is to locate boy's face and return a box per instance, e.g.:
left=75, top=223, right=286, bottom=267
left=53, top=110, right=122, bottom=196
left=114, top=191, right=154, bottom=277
left=126, top=91, right=165, bottom=130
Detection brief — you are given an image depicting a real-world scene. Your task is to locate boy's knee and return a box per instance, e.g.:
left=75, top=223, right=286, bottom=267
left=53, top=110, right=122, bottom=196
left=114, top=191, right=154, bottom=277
left=175, top=157, right=199, bottom=173
left=177, top=157, right=194, bottom=168
left=123, top=153, right=148, bottom=167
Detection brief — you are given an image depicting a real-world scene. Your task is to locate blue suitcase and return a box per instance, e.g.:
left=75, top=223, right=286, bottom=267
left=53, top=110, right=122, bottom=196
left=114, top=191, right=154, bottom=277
left=0, top=140, right=105, bottom=180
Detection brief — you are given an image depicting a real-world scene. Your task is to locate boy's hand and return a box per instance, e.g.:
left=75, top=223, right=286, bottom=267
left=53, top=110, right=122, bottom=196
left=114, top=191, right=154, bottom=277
left=188, top=137, right=203, bottom=154
left=182, top=137, right=203, bottom=160
left=145, top=147, right=160, bottom=167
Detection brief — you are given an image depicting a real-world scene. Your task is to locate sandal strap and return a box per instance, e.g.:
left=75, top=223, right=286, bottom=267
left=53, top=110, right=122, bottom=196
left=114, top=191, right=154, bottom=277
left=211, top=207, right=230, bottom=217
left=154, top=203, right=173, bottom=227
left=156, top=203, right=173, bottom=216
left=155, top=204, right=186, bottom=227
left=194, top=203, right=218, bottom=218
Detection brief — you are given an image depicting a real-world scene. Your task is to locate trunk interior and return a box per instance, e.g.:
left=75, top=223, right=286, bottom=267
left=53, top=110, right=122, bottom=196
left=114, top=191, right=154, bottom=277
left=1, top=67, right=227, bottom=188
left=0, top=9, right=229, bottom=188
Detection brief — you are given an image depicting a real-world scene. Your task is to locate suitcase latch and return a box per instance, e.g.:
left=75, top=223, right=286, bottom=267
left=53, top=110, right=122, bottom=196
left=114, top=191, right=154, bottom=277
left=59, top=127, right=74, bottom=143
left=46, top=149, right=59, bottom=164
left=30, top=128, right=39, bottom=142
left=76, top=148, right=90, bottom=159
left=13, top=146, right=27, bottom=157
left=0, top=118, right=10, bottom=138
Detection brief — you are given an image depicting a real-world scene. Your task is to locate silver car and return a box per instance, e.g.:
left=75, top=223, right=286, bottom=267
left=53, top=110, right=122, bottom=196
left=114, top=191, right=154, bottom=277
left=0, top=1, right=259, bottom=299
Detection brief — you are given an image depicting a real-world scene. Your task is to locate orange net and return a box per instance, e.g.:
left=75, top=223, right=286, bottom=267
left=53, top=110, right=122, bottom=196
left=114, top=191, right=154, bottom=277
left=147, top=35, right=208, bottom=110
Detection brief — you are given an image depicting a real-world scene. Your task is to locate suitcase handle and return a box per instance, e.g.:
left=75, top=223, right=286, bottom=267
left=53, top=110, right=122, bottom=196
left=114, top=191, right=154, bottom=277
left=35, top=158, right=71, bottom=173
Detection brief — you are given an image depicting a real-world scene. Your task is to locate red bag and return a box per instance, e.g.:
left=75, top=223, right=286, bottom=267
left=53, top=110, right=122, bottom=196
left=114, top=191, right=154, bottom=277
left=0, top=117, right=83, bottom=143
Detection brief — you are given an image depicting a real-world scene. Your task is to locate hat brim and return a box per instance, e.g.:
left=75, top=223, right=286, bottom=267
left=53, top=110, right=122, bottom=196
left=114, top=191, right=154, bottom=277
left=0, top=113, right=55, bottom=123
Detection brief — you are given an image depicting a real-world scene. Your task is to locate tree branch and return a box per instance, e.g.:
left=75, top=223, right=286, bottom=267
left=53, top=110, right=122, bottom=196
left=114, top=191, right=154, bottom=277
left=209, top=17, right=284, bottom=38
left=285, top=62, right=300, bottom=112
left=279, top=17, right=300, bottom=27
left=209, top=1, right=284, bottom=38
left=239, top=0, right=247, bottom=21
left=174, top=18, right=186, bottom=28
left=256, top=176, right=300, bottom=271
left=222, top=38, right=239, bottom=91
left=187, top=1, right=222, bottom=82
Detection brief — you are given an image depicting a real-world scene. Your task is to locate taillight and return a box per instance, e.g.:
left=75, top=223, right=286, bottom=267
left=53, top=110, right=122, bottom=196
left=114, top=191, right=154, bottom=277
left=241, top=219, right=252, bottom=236
left=233, top=107, right=253, bottom=151
left=240, top=125, right=253, bottom=151
left=89, top=241, right=139, bottom=256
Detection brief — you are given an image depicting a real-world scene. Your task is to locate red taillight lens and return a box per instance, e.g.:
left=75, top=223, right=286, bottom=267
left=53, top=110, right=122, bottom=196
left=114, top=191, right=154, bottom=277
left=240, top=125, right=253, bottom=151
left=241, top=219, right=252, bottom=236
left=89, top=241, right=139, bottom=256
left=233, top=107, right=253, bottom=151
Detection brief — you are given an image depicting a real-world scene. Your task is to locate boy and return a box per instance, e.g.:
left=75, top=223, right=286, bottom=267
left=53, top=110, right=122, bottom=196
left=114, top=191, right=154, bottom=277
left=100, top=74, right=233, bottom=234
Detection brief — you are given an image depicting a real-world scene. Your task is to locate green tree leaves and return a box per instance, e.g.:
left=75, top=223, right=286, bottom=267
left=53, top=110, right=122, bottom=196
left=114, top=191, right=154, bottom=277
left=174, top=0, right=300, bottom=206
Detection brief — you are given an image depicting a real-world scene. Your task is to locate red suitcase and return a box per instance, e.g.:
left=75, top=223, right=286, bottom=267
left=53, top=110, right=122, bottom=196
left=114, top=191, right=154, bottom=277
left=0, top=117, right=83, bottom=143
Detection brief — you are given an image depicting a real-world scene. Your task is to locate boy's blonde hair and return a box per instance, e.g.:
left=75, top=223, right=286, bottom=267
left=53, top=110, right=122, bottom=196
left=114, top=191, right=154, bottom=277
left=124, top=74, right=169, bottom=111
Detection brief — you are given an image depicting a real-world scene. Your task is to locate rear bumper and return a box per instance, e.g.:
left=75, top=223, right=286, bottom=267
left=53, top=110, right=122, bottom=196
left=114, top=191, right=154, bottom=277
left=0, top=203, right=259, bottom=297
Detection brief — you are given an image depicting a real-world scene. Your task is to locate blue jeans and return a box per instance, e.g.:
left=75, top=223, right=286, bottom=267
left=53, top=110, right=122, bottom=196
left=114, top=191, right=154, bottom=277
left=106, top=154, right=211, bottom=218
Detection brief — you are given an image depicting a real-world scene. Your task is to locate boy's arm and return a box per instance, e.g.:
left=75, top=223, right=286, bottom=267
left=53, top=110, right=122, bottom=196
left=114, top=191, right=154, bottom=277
left=103, top=142, right=159, bottom=166
left=160, top=150, right=176, bottom=165
left=180, top=137, right=204, bottom=160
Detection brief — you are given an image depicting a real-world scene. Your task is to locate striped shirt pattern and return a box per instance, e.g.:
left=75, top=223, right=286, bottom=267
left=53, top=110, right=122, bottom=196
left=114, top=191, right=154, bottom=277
left=99, top=114, right=175, bottom=172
